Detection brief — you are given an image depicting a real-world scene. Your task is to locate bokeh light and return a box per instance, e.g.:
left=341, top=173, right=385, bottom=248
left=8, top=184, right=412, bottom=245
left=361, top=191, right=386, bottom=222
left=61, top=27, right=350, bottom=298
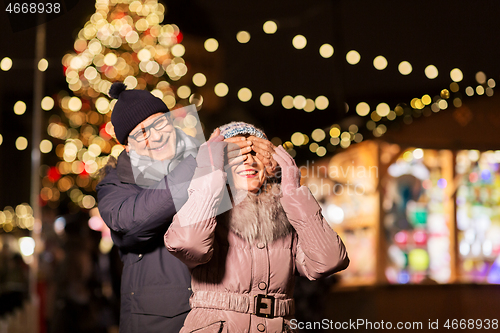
left=177, top=85, right=191, bottom=99
left=330, top=137, right=340, bottom=145
left=192, top=73, right=207, bottom=87
left=376, top=103, right=390, bottom=117
left=354, top=133, right=363, bottom=143
left=214, top=82, right=229, bottom=97
left=14, top=101, right=27, bottom=115
left=68, top=97, right=82, bottom=111
left=315, top=96, right=329, bottom=110
left=346, top=50, right=360, bottom=65
left=424, top=65, right=438, bottom=79
left=237, top=87, right=252, bottom=102
left=124, top=76, right=138, bottom=89
left=82, top=195, right=96, bottom=209
left=450, top=68, right=463, bottom=82
left=311, top=128, right=326, bottom=142
left=0, top=57, right=12, bottom=71
left=329, top=127, right=340, bottom=138
left=475, top=71, right=486, bottom=84
left=291, top=132, right=305, bottom=146
left=40, top=140, right=53, bottom=153
left=326, top=205, right=344, bottom=224
left=373, top=55, right=388, bottom=70
left=236, top=31, right=251, bottom=43
left=413, top=148, right=424, bottom=159
left=104, top=53, right=118, bottom=66
left=260, top=92, right=274, bottom=106
left=95, top=97, right=110, bottom=114
left=304, top=99, right=315, bottom=112
left=465, top=86, right=474, bottom=96
left=293, top=95, right=306, bottom=109
left=356, top=102, right=370, bottom=116
left=292, top=35, right=307, bottom=49
left=319, top=44, right=334, bottom=58
left=41, top=96, right=55, bottom=111
left=16, top=137, right=28, bottom=150
left=440, top=89, right=450, bottom=99
left=204, top=38, right=219, bottom=52
left=263, top=21, right=277, bottom=34
left=421, top=94, right=432, bottom=105
left=171, top=44, right=185, bottom=57
left=387, top=111, right=396, bottom=120
left=19, top=237, right=35, bottom=256
left=282, top=95, right=293, bottom=109
left=38, top=58, right=49, bottom=72
left=438, top=99, right=448, bottom=109
left=340, top=140, right=351, bottom=149
left=398, top=61, right=412, bottom=75
left=316, top=146, right=326, bottom=157
left=410, top=98, right=424, bottom=109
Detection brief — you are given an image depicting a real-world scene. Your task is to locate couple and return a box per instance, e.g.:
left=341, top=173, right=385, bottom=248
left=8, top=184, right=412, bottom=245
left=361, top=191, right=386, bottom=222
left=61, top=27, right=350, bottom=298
left=97, top=83, right=349, bottom=333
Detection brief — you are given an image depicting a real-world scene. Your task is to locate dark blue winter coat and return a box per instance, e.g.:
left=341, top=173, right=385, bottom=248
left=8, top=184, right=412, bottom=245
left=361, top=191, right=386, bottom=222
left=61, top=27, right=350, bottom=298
left=96, top=151, right=196, bottom=333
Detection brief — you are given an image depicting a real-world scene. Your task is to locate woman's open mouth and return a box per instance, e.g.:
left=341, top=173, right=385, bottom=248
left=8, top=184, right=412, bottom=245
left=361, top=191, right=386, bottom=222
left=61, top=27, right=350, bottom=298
left=237, top=169, right=258, bottom=178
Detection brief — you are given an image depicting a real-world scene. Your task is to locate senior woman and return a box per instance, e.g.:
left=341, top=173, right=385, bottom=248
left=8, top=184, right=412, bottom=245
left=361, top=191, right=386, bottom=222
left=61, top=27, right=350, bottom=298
left=164, top=122, right=349, bottom=333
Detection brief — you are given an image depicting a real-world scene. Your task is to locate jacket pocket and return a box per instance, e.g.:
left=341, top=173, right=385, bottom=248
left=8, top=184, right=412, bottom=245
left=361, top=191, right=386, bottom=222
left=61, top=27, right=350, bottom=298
left=187, top=321, right=226, bottom=333
left=130, top=287, right=191, bottom=317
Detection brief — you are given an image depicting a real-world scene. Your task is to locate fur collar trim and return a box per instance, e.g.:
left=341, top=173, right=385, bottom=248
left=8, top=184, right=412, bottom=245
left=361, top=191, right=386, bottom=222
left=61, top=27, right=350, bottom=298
left=220, top=184, right=292, bottom=244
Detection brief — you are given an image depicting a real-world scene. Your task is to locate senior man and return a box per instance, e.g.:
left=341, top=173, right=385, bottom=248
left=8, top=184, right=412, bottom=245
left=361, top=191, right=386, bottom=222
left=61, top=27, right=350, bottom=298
left=96, top=82, right=276, bottom=332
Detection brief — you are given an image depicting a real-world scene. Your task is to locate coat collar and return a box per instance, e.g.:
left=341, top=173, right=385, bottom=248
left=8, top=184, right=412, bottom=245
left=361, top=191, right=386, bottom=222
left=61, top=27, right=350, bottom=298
left=220, top=184, right=292, bottom=244
left=116, top=150, right=137, bottom=184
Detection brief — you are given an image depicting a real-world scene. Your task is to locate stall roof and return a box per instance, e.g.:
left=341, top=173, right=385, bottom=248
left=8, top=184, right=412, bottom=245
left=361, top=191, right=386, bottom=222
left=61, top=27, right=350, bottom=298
left=380, top=94, right=500, bottom=151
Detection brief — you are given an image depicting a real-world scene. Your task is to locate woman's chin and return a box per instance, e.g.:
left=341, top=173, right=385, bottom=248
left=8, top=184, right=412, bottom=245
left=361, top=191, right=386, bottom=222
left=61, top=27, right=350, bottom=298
left=238, top=181, right=263, bottom=193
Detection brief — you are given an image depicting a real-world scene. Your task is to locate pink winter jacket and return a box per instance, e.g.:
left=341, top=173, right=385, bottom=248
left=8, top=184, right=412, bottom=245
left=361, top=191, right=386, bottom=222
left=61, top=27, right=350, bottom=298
left=164, top=169, right=349, bottom=333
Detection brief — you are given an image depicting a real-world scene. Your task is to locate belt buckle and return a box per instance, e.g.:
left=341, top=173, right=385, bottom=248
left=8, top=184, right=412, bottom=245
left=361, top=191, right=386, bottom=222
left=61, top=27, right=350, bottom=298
left=254, top=294, right=275, bottom=318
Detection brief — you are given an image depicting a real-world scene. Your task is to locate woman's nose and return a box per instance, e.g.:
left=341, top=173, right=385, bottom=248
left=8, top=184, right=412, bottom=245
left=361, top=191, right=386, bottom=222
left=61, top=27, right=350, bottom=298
left=244, top=153, right=257, bottom=165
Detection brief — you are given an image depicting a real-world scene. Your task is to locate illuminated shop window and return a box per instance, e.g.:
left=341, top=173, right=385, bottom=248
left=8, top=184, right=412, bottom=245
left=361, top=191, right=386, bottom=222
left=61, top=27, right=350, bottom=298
left=456, top=150, right=500, bottom=284
left=384, top=149, right=452, bottom=284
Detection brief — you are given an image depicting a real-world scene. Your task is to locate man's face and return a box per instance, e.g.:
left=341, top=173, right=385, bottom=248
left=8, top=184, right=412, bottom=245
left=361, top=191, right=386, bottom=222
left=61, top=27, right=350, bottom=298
left=127, top=112, right=176, bottom=161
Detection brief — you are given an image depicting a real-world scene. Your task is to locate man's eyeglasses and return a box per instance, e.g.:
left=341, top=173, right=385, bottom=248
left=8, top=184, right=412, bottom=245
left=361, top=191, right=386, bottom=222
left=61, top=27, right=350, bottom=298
left=129, top=114, right=172, bottom=142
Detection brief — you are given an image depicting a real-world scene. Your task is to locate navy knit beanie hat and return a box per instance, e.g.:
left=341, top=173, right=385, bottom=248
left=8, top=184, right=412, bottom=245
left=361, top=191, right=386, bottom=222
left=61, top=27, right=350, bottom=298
left=109, top=82, right=169, bottom=144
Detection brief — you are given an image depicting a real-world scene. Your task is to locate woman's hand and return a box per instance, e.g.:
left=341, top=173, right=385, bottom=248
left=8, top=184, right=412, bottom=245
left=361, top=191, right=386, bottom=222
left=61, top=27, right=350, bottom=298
left=272, top=145, right=301, bottom=196
left=247, top=136, right=278, bottom=177
left=223, top=136, right=252, bottom=167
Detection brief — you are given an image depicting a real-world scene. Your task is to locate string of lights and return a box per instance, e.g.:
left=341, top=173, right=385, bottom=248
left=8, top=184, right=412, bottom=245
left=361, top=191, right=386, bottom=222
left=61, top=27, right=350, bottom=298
left=185, top=20, right=498, bottom=157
